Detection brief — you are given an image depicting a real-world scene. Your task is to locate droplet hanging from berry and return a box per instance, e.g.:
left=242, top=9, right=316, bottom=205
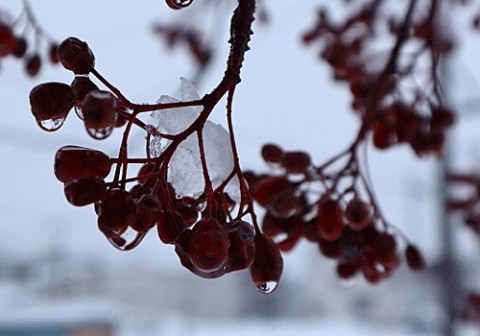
left=165, top=0, right=193, bottom=10
left=249, top=233, right=283, bottom=294
left=81, top=90, right=117, bottom=140
left=29, top=82, right=75, bottom=132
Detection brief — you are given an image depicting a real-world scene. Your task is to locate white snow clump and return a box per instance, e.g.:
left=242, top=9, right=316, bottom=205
left=150, top=78, right=238, bottom=199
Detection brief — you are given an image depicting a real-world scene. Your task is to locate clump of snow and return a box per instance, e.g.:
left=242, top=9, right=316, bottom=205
left=150, top=78, right=238, bottom=199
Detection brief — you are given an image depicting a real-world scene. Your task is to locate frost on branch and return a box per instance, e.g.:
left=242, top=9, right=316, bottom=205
left=150, top=78, right=237, bottom=198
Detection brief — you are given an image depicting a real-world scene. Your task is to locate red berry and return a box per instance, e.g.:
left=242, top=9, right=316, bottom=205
left=49, top=43, right=59, bottom=63
left=249, top=234, right=283, bottom=294
left=187, top=219, right=230, bottom=271
left=268, top=189, right=303, bottom=218
left=373, top=120, right=393, bottom=150
left=25, top=54, right=41, bottom=77
left=361, top=259, right=383, bottom=284
left=13, top=37, right=27, bottom=58
left=227, top=220, right=255, bottom=272
left=114, top=102, right=129, bottom=127
left=174, top=197, right=199, bottom=227
left=131, top=193, right=161, bottom=232
left=57, top=37, right=95, bottom=74
left=261, top=143, right=284, bottom=164
left=405, top=244, right=425, bottom=271
left=137, top=163, right=156, bottom=184
left=336, top=262, right=359, bottom=279
left=174, top=229, right=227, bottom=279
left=97, top=189, right=136, bottom=236
left=71, top=76, right=99, bottom=119
left=316, top=197, right=344, bottom=241
left=82, top=90, right=117, bottom=139
left=318, top=238, right=342, bottom=259
left=281, top=151, right=311, bottom=174
left=251, top=176, right=291, bottom=207
left=261, top=212, right=285, bottom=238
left=345, top=198, right=372, bottom=230
left=371, top=233, right=398, bottom=268
left=29, top=82, right=75, bottom=131
left=54, top=145, right=111, bottom=183
left=0, top=24, right=16, bottom=57
left=64, top=176, right=106, bottom=206
left=71, top=76, right=99, bottom=103
left=156, top=210, right=183, bottom=244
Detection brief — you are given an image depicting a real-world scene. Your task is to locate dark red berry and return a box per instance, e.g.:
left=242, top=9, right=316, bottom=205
left=64, top=176, right=106, bottom=206
left=187, top=219, right=230, bottom=271
left=227, top=220, right=255, bottom=272
left=261, top=143, right=284, bottom=164
left=405, top=244, right=425, bottom=271
left=318, top=238, right=342, bottom=259
left=431, top=106, right=455, bottom=128
left=97, top=189, right=136, bottom=236
left=373, top=120, right=393, bottom=150
left=137, top=163, right=156, bottom=184
left=131, top=193, right=161, bottom=233
left=336, top=262, right=359, bottom=279
left=371, top=233, right=398, bottom=268
left=71, top=76, right=99, bottom=103
left=281, top=151, right=311, bottom=174
left=49, top=43, right=59, bottom=63
left=29, top=82, right=75, bottom=130
left=361, top=259, right=383, bottom=284
left=57, top=37, right=95, bottom=74
left=54, top=145, right=111, bottom=183
left=0, top=24, right=16, bottom=57
left=251, top=176, right=291, bottom=207
left=156, top=210, right=182, bottom=244
left=13, top=37, right=27, bottom=58
left=175, top=229, right=227, bottom=279
left=345, top=198, right=371, bottom=230
left=316, top=197, right=344, bottom=241
left=268, top=189, right=303, bottom=218
left=249, top=233, right=283, bottom=294
left=82, top=90, right=117, bottom=139
left=25, top=54, right=41, bottom=76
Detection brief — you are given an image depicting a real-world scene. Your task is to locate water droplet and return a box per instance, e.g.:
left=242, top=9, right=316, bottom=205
left=75, top=105, right=84, bottom=119
left=107, top=226, right=145, bottom=251
left=166, top=0, right=193, bottom=9
left=86, top=126, right=113, bottom=140
left=150, top=136, right=164, bottom=157
left=339, top=276, right=359, bottom=288
left=37, top=118, right=65, bottom=132
left=256, top=281, right=278, bottom=294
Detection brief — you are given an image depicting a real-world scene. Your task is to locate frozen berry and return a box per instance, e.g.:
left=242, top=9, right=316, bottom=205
left=57, top=37, right=95, bottom=74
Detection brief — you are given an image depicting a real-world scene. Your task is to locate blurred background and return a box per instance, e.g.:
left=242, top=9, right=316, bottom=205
left=1, top=1, right=480, bottom=335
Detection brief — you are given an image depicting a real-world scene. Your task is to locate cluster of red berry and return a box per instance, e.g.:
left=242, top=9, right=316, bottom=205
left=28, top=34, right=284, bottom=293
left=246, top=143, right=424, bottom=284
left=371, top=103, right=454, bottom=156
left=29, top=37, right=123, bottom=136
left=0, top=4, right=58, bottom=76
left=302, top=1, right=455, bottom=156
left=26, top=0, right=451, bottom=295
